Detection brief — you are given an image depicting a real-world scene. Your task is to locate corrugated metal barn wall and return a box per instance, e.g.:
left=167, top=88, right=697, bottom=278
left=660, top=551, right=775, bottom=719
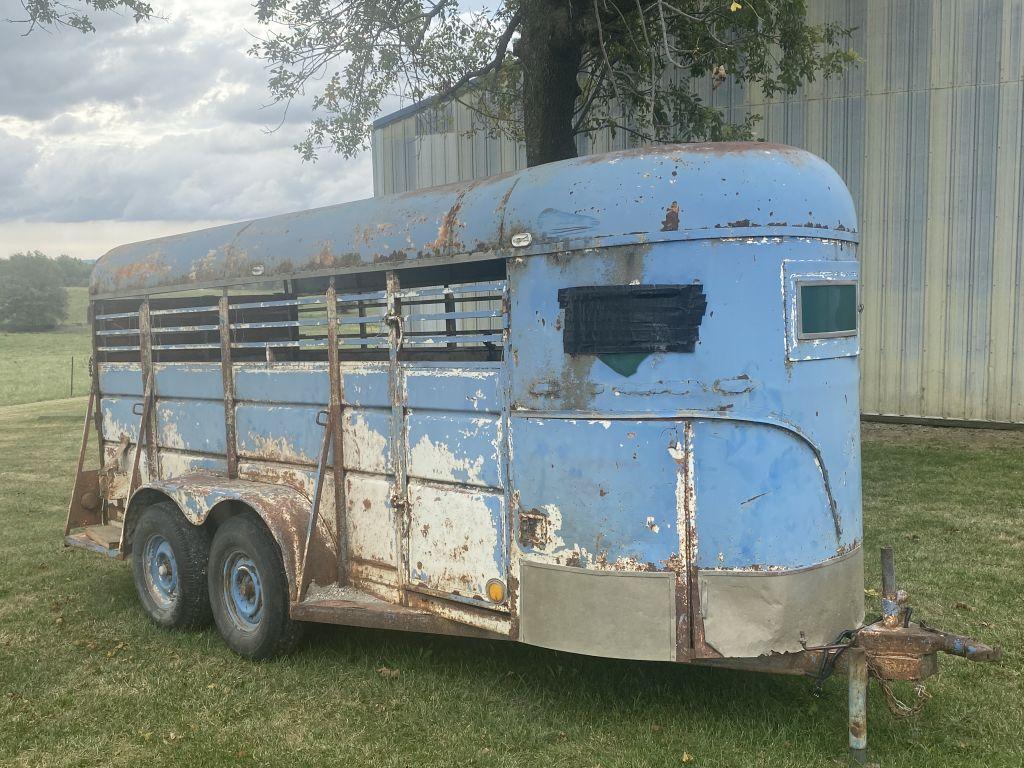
left=371, top=0, right=1024, bottom=425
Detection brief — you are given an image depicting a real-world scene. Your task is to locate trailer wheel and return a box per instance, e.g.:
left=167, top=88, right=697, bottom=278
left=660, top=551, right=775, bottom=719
left=131, top=502, right=212, bottom=629
left=208, top=513, right=302, bottom=659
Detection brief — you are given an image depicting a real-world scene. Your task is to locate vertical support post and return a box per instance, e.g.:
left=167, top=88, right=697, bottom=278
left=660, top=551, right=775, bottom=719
left=848, top=646, right=868, bottom=764
left=138, top=299, right=159, bottom=480
left=325, top=279, right=348, bottom=585
left=881, top=545, right=900, bottom=627
left=219, top=292, right=238, bottom=479
left=299, top=410, right=334, bottom=602
left=385, top=270, right=411, bottom=603
left=88, top=300, right=105, bottom=470
left=64, top=389, right=97, bottom=535
left=498, top=281, right=515, bottom=620
left=129, top=373, right=155, bottom=498
left=443, top=285, right=457, bottom=349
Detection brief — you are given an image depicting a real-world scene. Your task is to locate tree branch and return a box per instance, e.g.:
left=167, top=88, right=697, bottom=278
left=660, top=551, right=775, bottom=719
left=427, top=9, right=523, bottom=106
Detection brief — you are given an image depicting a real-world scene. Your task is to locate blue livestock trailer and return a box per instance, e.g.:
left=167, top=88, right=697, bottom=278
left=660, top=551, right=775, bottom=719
left=65, top=143, right=997, bottom=760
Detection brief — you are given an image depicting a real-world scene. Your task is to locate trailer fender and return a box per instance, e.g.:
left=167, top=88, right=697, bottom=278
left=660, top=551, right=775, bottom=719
left=124, top=473, right=337, bottom=601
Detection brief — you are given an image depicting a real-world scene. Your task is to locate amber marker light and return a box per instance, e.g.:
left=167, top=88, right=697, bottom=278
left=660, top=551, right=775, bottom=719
left=485, top=579, right=506, bottom=603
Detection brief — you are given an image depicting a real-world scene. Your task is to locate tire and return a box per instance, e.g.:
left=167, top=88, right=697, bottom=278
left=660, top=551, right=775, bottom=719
left=208, top=513, right=302, bottom=659
left=131, top=501, right=212, bottom=629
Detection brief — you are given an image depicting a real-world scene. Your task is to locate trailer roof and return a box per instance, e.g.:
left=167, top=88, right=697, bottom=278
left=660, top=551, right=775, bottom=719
left=90, top=143, right=858, bottom=298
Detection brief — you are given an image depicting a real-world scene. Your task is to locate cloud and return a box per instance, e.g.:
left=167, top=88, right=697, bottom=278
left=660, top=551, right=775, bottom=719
left=0, top=129, right=40, bottom=197
left=11, top=123, right=372, bottom=222
left=0, top=0, right=375, bottom=231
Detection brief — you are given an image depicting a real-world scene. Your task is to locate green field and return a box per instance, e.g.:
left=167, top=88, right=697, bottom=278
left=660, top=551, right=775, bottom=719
left=0, top=287, right=92, bottom=406
left=0, top=399, right=1019, bottom=767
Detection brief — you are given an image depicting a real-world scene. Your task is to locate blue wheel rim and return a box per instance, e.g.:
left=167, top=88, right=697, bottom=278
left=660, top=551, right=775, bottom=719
left=222, top=550, right=263, bottom=632
left=143, top=534, right=178, bottom=610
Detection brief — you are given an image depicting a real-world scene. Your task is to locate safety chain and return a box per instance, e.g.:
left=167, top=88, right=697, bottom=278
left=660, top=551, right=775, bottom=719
left=809, top=620, right=875, bottom=696
left=808, top=617, right=933, bottom=720
left=867, top=658, right=933, bottom=719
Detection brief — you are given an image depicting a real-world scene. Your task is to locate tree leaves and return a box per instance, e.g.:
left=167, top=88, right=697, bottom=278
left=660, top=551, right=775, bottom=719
left=249, top=0, right=858, bottom=163
left=10, top=0, right=153, bottom=34
left=0, top=252, right=69, bottom=332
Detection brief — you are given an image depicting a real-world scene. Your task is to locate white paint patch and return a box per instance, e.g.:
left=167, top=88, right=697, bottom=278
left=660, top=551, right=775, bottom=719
left=538, top=503, right=566, bottom=552
left=244, top=433, right=311, bottom=465
left=345, top=473, right=398, bottom=567
left=408, top=432, right=487, bottom=486
left=157, top=412, right=186, bottom=452
left=407, top=481, right=503, bottom=600
left=343, top=411, right=390, bottom=474
left=160, top=451, right=216, bottom=479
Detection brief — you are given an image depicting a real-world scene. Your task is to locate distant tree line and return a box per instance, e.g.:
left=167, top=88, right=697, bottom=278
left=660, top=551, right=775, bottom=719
left=0, top=252, right=92, bottom=332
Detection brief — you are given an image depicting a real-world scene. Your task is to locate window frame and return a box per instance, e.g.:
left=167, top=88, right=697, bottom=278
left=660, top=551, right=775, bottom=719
left=782, top=259, right=860, bottom=363
left=796, top=279, right=859, bottom=341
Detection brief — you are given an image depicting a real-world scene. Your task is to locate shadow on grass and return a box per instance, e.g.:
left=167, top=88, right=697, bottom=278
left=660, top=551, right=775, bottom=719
left=84, top=557, right=833, bottom=733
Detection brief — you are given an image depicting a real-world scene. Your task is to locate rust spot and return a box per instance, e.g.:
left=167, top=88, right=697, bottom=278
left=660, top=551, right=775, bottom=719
left=311, top=242, right=337, bottom=268
left=518, top=508, right=550, bottom=549
left=428, top=198, right=465, bottom=253
left=659, top=201, right=680, bottom=231
left=712, top=374, right=755, bottom=396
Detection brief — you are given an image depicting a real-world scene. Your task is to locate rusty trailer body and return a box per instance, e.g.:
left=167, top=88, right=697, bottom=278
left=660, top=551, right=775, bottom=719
left=65, top=143, right=999, bottom=761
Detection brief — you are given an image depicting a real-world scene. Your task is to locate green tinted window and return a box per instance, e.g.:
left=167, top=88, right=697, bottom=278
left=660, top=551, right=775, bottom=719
left=799, top=283, right=857, bottom=337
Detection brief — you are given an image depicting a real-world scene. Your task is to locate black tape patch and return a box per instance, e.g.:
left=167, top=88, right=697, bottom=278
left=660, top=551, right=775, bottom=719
left=557, top=284, right=707, bottom=356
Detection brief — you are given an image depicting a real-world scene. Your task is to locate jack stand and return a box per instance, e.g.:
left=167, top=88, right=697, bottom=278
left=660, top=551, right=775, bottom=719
left=848, top=646, right=868, bottom=764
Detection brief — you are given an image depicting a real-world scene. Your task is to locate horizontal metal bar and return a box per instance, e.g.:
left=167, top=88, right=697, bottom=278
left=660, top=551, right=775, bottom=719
left=95, top=311, right=140, bottom=321
left=150, top=305, right=218, bottom=317
left=97, top=345, right=142, bottom=352
left=230, top=296, right=326, bottom=311
left=395, top=281, right=506, bottom=299
left=335, top=289, right=387, bottom=304
left=152, top=343, right=222, bottom=351
left=338, top=337, right=388, bottom=346
left=404, top=309, right=504, bottom=322
left=152, top=324, right=219, bottom=334
left=231, top=318, right=328, bottom=330
left=95, top=328, right=140, bottom=337
left=231, top=339, right=329, bottom=349
left=402, top=333, right=503, bottom=346
left=337, top=314, right=386, bottom=325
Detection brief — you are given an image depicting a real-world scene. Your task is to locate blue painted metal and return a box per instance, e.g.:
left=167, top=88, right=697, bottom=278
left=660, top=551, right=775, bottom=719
left=507, top=234, right=862, bottom=574
left=510, top=417, right=681, bottom=569
left=156, top=399, right=227, bottom=454
left=691, top=420, right=839, bottom=569
left=142, top=533, right=178, bottom=609
left=155, top=364, right=223, bottom=400
left=223, top=551, right=264, bottom=631
left=89, top=144, right=856, bottom=298
left=90, top=143, right=867, bottom=659
left=233, top=364, right=330, bottom=405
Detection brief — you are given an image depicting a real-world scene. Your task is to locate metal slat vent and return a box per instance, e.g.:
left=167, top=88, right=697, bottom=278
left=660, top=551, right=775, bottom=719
left=93, top=274, right=508, bottom=364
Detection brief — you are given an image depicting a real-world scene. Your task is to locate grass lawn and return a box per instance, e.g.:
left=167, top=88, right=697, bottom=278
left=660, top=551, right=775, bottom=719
left=0, top=287, right=92, bottom=406
left=0, top=400, right=1020, bottom=768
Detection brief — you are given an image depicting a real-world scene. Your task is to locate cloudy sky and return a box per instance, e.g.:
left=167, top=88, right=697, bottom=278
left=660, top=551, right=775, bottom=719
left=0, top=0, right=379, bottom=260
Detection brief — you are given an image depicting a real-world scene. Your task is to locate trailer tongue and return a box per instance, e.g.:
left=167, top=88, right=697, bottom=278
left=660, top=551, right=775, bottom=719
left=840, top=547, right=1001, bottom=763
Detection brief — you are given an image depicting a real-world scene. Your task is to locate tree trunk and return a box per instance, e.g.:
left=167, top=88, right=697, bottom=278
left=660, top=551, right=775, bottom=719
left=517, top=0, right=584, bottom=167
